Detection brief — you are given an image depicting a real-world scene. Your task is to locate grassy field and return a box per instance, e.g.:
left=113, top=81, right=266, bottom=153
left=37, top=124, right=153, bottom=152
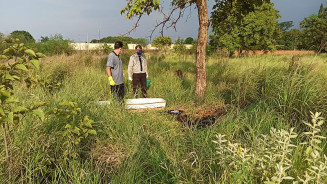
left=1, top=51, right=327, bottom=183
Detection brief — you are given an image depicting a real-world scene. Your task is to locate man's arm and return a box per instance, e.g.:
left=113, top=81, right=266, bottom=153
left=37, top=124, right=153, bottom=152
left=106, top=66, right=112, bottom=77
left=128, top=56, right=133, bottom=79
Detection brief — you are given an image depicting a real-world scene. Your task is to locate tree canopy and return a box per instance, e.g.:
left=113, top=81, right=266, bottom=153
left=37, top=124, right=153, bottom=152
left=300, top=4, right=327, bottom=53
left=10, top=30, right=35, bottom=43
left=152, top=36, right=172, bottom=51
left=91, top=36, right=148, bottom=48
left=278, top=21, right=294, bottom=32
left=184, top=37, right=194, bottom=44
left=210, top=1, right=280, bottom=53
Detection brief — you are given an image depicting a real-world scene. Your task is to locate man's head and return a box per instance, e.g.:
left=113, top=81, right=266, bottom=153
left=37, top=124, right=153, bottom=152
left=135, top=45, right=142, bottom=55
left=114, top=41, right=123, bottom=55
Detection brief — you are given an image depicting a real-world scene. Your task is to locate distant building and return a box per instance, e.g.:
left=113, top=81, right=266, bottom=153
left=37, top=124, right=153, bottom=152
left=69, top=43, right=193, bottom=51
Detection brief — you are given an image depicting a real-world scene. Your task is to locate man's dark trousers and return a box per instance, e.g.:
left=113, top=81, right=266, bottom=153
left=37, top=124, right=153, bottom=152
left=111, top=84, right=125, bottom=103
left=132, top=73, right=147, bottom=98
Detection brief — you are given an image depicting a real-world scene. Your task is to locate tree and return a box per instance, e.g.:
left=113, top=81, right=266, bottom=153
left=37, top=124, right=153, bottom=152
left=10, top=30, right=35, bottom=43
left=185, top=37, right=194, bottom=44
left=174, top=37, right=187, bottom=60
left=121, top=0, right=210, bottom=98
left=319, top=3, right=324, bottom=15
left=210, top=1, right=279, bottom=54
left=37, top=34, right=73, bottom=55
left=241, top=3, right=281, bottom=51
left=278, top=21, right=294, bottom=32
left=300, top=5, right=327, bottom=54
left=152, top=36, right=172, bottom=52
left=210, top=0, right=272, bottom=53
left=0, top=32, right=5, bottom=53
left=277, top=29, right=303, bottom=50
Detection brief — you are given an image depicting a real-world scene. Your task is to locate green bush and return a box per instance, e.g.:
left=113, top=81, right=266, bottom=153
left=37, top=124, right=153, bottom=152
left=37, top=34, right=73, bottom=56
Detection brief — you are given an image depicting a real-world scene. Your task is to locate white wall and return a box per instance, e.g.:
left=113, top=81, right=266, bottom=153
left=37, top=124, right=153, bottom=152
left=70, top=43, right=193, bottom=50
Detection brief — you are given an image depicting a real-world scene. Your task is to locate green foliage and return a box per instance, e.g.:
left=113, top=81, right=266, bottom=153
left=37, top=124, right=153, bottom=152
left=120, top=0, right=161, bottom=19
left=210, top=1, right=280, bottom=53
left=0, top=38, right=46, bottom=178
left=102, top=43, right=113, bottom=54
left=152, top=36, right=172, bottom=51
left=300, top=5, right=327, bottom=53
left=36, top=34, right=73, bottom=56
left=10, top=30, right=35, bottom=43
left=214, top=112, right=327, bottom=183
left=184, top=37, right=193, bottom=44
left=173, top=37, right=186, bottom=59
left=96, top=36, right=148, bottom=47
left=277, top=29, right=303, bottom=50
left=278, top=21, right=294, bottom=32
left=241, top=3, right=281, bottom=51
left=50, top=100, right=96, bottom=164
left=0, top=32, right=5, bottom=53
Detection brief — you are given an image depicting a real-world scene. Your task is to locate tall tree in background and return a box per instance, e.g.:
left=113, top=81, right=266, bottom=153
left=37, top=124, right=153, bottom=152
left=277, top=29, right=303, bottom=50
left=152, top=36, right=173, bottom=52
left=241, top=3, right=281, bottom=52
left=319, top=3, right=324, bottom=15
left=10, top=30, right=35, bottom=43
left=210, top=1, right=279, bottom=54
left=278, top=21, right=294, bottom=32
left=121, top=0, right=209, bottom=98
left=301, top=4, right=327, bottom=54
left=184, top=37, right=194, bottom=44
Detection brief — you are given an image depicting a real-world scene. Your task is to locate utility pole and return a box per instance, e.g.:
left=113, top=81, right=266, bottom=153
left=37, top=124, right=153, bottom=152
left=78, top=33, right=81, bottom=50
left=98, top=29, right=100, bottom=43
left=87, top=32, right=89, bottom=52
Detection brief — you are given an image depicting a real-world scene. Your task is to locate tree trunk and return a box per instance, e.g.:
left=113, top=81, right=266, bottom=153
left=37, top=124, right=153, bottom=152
left=195, top=0, right=209, bottom=98
left=317, top=41, right=327, bottom=55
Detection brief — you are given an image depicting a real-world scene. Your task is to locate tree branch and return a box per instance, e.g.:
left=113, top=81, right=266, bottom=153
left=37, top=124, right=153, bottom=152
left=122, top=0, right=195, bottom=41
left=119, top=14, right=143, bottom=36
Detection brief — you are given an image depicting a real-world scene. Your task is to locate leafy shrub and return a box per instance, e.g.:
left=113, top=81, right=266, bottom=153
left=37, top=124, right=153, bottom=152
left=37, top=34, right=73, bottom=56
left=0, top=38, right=46, bottom=179
left=214, top=112, right=327, bottom=183
left=48, top=100, right=97, bottom=166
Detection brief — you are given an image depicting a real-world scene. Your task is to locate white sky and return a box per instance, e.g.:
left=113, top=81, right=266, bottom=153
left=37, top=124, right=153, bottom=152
left=0, top=0, right=326, bottom=42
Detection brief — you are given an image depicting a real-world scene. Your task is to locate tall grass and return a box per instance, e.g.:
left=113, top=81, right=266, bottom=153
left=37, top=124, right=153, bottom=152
left=1, top=51, right=327, bottom=183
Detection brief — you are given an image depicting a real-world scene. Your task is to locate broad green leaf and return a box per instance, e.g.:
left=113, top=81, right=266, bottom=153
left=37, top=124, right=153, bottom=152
left=65, top=124, right=72, bottom=129
left=72, top=127, right=80, bottom=135
left=3, top=48, right=10, bottom=54
left=88, top=129, right=97, bottom=135
left=30, top=60, right=40, bottom=70
left=5, top=74, right=15, bottom=80
left=0, top=55, right=8, bottom=60
left=15, top=64, right=28, bottom=71
left=5, top=97, right=19, bottom=103
left=13, top=106, right=28, bottom=113
left=33, top=109, right=45, bottom=121
left=84, top=121, right=93, bottom=128
left=0, top=107, right=5, bottom=116
left=36, top=52, right=46, bottom=58
left=12, top=75, right=20, bottom=80
left=24, top=49, right=36, bottom=57
left=7, top=112, right=13, bottom=123
left=1, top=90, right=10, bottom=97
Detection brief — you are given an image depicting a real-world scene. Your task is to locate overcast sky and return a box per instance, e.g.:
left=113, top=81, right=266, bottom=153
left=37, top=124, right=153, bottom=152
left=0, top=0, right=326, bottom=42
